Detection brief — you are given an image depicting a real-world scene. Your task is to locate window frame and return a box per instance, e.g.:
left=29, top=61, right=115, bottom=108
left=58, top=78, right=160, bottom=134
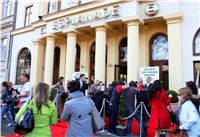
left=149, top=33, right=168, bottom=64
left=2, top=0, right=11, bottom=18
left=0, top=38, right=8, bottom=61
left=16, top=48, right=31, bottom=85
left=24, top=5, right=33, bottom=27
left=193, top=28, right=200, bottom=56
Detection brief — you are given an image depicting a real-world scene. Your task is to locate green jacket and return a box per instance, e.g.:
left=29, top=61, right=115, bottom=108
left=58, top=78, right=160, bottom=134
left=15, top=100, right=58, bottom=137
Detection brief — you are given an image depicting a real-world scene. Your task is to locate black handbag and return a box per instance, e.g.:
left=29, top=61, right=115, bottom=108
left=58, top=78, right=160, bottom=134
left=14, top=100, right=34, bottom=135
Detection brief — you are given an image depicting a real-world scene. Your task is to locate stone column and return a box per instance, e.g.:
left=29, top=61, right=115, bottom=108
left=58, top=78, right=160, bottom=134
left=65, top=32, right=77, bottom=81
left=126, top=20, right=140, bottom=82
left=94, top=26, right=106, bottom=83
left=44, top=36, right=55, bottom=85
left=164, top=14, right=183, bottom=91
left=30, top=40, right=44, bottom=86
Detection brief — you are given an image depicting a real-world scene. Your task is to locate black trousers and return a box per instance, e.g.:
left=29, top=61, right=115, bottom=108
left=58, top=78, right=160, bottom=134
left=108, top=103, right=119, bottom=133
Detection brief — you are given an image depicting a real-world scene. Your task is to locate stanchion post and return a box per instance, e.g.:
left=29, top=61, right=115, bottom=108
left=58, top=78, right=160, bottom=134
left=103, top=98, right=106, bottom=131
left=139, top=102, right=143, bottom=137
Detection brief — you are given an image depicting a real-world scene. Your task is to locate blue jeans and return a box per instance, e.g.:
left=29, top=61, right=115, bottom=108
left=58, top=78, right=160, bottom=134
left=125, top=106, right=135, bottom=134
left=1, top=104, right=14, bottom=124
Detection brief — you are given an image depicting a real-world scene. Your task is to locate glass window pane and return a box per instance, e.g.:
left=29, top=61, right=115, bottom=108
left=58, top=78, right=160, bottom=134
left=80, top=0, right=95, bottom=4
left=16, top=48, right=31, bottom=84
left=195, top=32, right=200, bottom=54
left=152, top=35, right=168, bottom=61
left=61, top=0, right=79, bottom=10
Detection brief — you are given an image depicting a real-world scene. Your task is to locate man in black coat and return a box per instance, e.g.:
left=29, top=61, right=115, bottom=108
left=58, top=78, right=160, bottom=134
left=78, top=74, right=88, bottom=96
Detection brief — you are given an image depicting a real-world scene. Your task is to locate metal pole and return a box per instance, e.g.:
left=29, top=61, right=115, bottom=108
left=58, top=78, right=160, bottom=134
left=102, top=98, right=105, bottom=131
left=139, top=102, right=143, bottom=137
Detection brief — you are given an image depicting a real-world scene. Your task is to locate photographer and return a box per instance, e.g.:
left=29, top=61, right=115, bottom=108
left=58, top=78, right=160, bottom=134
left=88, top=80, right=103, bottom=98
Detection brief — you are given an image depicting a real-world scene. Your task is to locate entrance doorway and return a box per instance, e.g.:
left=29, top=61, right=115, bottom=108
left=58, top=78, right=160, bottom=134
left=115, top=37, right=128, bottom=83
left=150, top=33, right=169, bottom=90
left=53, top=47, right=60, bottom=84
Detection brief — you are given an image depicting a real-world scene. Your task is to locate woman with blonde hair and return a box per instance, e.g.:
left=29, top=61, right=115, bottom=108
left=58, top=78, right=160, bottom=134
left=175, top=87, right=200, bottom=137
left=15, top=82, right=58, bottom=137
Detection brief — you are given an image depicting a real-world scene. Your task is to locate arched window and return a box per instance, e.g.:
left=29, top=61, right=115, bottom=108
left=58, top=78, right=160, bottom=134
left=193, top=28, right=200, bottom=55
left=75, top=44, right=80, bottom=72
left=16, top=48, right=31, bottom=84
left=150, top=33, right=169, bottom=90
left=151, top=34, right=168, bottom=61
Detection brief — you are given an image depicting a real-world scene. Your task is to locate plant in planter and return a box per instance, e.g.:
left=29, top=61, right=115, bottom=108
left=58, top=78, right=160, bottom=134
left=166, top=90, right=178, bottom=103
left=115, top=96, right=127, bottom=136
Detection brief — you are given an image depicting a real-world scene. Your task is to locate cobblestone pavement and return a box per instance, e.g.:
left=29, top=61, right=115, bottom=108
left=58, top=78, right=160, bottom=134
left=1, top=118, right=15, bottom=136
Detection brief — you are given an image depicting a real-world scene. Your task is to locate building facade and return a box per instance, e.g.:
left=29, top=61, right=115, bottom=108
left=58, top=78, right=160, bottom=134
left=0, top=0, right=16, bottom=83
left=10, top=0, right=200, bottom=91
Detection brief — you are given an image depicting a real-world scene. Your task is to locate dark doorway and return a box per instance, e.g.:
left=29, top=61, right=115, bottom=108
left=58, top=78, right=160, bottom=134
left=115, top=37, right=127, bottom=83
left=75, top=44, right=80, bottom=72
left=53, top=47, right=60, bottom=84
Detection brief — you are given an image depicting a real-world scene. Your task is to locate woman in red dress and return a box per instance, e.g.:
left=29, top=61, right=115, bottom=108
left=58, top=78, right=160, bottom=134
left=147, top=80, right=171, bottom=137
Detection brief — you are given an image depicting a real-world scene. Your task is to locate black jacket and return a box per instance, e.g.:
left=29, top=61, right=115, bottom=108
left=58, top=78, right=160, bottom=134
left=79, top=81, right=88, bottom=95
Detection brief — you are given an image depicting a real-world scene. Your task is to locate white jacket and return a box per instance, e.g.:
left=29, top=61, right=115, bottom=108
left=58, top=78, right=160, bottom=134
left=179, top=100, right=200, bottom=137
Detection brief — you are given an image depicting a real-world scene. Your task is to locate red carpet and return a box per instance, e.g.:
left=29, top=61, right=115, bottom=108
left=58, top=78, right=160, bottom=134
left=6, top=118, right=176, bottom=137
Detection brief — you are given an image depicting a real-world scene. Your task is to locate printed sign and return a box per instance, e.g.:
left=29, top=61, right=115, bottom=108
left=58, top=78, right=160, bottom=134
left=139, top=66, right=159, bottom=84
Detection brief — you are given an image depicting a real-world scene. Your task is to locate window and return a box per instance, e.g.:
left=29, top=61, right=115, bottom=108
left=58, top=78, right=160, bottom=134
left=151, top=34, right=168, bottom=61
left=193, top=61, right=200, bottom=88
left=24, top=6, right=33, bottom=26
left=193, top=28, right=200, bottom=55
left=2, top=0, right=11, bottom=18
left=0, top=38, right=8, bottom=61
left=80, top=0, right=95, bottom=4
left=16, top=48, right=31, bottom=84
left=48, top=0, right=58, bottom=14
left=119, top=37, right=127, bottom=63
left=61, top=0, right=95, bottom=10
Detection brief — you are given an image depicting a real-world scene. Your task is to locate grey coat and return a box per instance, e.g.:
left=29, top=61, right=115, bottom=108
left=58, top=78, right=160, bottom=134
left=61, top=91, right=94, bottom=137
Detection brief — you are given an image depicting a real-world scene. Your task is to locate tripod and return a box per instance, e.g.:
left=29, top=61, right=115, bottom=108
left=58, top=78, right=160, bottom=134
left=121, top=102, right=150, bottom=137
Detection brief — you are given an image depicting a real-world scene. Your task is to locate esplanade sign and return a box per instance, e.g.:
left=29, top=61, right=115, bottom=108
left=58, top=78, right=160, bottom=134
left=52, top=6, right=120, bottom=30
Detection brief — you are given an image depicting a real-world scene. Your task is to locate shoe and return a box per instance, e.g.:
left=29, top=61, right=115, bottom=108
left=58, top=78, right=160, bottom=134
left=7, top=123, right=14, bottom=126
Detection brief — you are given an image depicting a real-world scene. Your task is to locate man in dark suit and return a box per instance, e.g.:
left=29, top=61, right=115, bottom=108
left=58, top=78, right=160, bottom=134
left=79, top=74, right=88, bottom=96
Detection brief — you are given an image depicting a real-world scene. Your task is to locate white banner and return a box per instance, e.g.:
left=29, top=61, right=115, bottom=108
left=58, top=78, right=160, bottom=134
left=139, top=66, right=159, bottom=84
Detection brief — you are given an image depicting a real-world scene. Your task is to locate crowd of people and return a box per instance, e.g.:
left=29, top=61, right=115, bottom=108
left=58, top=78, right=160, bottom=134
left=1, top=73, right=200, bottom=137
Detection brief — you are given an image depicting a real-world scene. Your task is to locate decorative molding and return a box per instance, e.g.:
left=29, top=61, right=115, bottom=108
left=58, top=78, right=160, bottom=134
left=163, top=13, right=183, bottom=24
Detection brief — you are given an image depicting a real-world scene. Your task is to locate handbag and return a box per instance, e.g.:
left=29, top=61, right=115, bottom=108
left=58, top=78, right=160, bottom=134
left=88, top=99, right=105, bottom=132
left=14, top=100, right=34, bottom=135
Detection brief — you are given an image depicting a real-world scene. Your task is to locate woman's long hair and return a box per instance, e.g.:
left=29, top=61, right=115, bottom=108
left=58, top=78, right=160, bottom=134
left=149, top=80, right=163, bottom=99
left=34, top=82, right=50, bottom=113
left=186, top=81, right=198, bottom=95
